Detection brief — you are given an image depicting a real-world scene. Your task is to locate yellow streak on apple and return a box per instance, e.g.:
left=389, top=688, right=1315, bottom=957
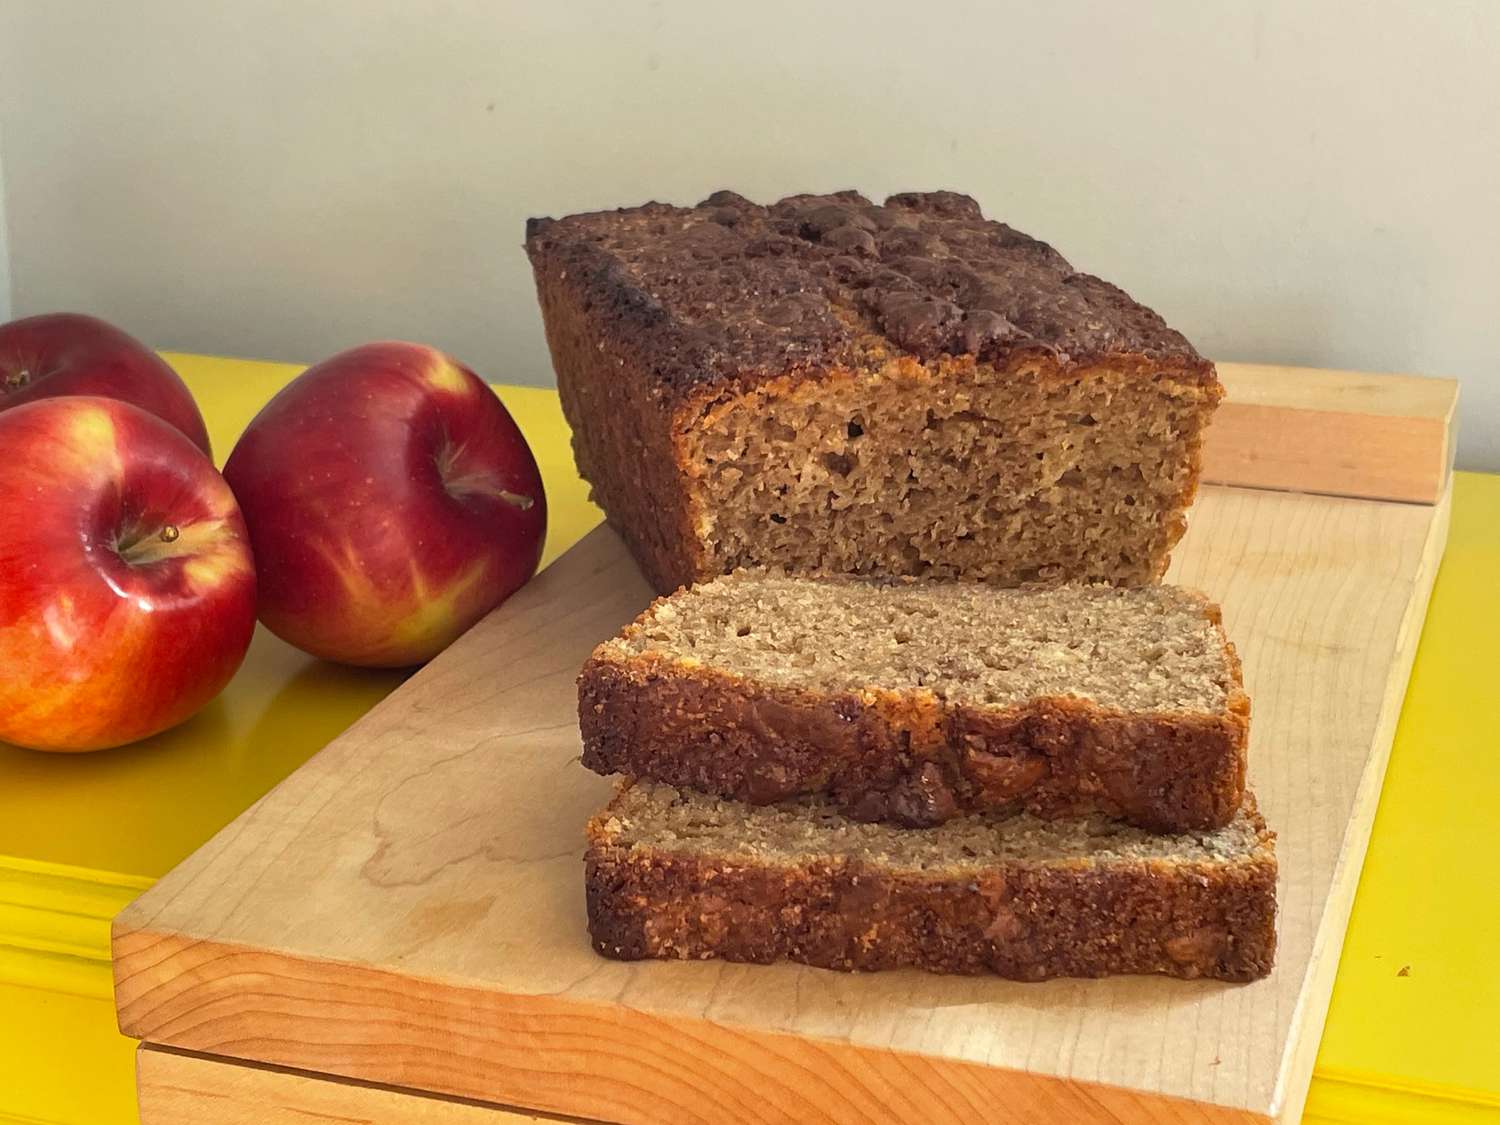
left=176, top=524, right=254, bottom=591
left=385, top=556, right=493, bottom=655
left=58, top=403, right=123, bottom=482
left=425, top=354, right=471, bottom=395
left=319, top=535, right=492, bottom=662
left=0, top=582, right=158, bottom=751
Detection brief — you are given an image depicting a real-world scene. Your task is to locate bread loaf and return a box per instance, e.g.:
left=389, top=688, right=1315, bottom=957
left=527, top=190, right=1221, bottom=593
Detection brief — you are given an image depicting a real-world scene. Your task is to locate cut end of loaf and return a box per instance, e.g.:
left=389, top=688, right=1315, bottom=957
left=681, top=357, right=1216, bottom=588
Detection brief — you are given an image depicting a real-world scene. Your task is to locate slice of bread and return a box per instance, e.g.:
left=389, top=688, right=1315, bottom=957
left=580, top=573, right=1249, bottom=832
left=586, top=781, right=1278, bottom=982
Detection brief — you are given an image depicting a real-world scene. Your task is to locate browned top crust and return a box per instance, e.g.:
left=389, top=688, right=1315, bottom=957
left=525, top=189, right=1211, bottom=395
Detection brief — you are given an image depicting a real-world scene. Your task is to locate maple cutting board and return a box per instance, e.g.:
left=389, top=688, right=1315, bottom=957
left=113, top=366, right=1456, bottom=1125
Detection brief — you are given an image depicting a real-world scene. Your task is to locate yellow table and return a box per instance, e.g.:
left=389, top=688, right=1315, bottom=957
left=0, top=355, right=1495, bottom=1125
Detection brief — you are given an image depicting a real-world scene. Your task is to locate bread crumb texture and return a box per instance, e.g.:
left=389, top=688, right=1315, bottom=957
left=611, top=572, right=1233, bottom=713
left=596, top=780, right=1270, bottom=873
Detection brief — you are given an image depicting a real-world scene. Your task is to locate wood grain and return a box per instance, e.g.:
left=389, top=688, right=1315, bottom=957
left=132, top=1040, right=1245, bottom=1125
left=112, top=459, right=1451, bottom=1124
left=137, top=1045, right=556, bottom=1123
left=1205, top=363, right=1458, bottom=503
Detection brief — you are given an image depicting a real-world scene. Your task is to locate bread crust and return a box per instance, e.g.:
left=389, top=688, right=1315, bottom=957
left=579, top=604, right=1249, bottom=833
left=530, top=246, right=706, bottom=591
left=585, top=794, right=1277, bottom=983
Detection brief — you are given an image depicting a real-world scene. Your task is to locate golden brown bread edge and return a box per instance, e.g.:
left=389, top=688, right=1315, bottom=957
left=585, top=787, right=1278, bottom=983
left=578, top=599, right=1250, bottom=833
left=528, top=239, right=1220, bottom=596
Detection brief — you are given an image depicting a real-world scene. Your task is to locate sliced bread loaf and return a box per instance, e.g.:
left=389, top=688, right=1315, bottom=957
left=580, top=572, right=1249, bottom=832
left=528, top=191, right=1220, bottom=595
left=586, top=781, right=1277, bottom=982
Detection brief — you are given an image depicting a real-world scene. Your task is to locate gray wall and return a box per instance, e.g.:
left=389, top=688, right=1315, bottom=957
left=1, top=0, right=1495, bottom=466
left=0, top=127, right=10, bottom=323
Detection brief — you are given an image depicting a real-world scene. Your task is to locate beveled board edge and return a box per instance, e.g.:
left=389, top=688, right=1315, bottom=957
left=137, top=1044, right=568, bottom=1124
left=1205, top=364, right=1458, bottom=504
left=115, top=932, right=1267, bottom=1125
left=1266, top=482, right=1452, bottom=1123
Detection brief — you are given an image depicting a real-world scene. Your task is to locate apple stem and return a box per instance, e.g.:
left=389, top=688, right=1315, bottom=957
left=438, top=444, right=535, bottom=512
left=116, top=522, right=194, bottom=565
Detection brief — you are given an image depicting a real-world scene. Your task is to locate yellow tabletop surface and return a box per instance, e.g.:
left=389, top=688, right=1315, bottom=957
left=0, top=354, right=1496, bottom=1125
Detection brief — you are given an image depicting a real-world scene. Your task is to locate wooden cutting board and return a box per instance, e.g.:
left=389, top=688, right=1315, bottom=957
left=113, top=366, right=1456, bottom=1125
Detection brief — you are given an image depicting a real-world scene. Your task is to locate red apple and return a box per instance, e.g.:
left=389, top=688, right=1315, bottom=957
left=223, top=342, right=546, bottom=667
left=0, top=312, right=212, bottom=456
left=0, top=397, right=256, bottom=752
